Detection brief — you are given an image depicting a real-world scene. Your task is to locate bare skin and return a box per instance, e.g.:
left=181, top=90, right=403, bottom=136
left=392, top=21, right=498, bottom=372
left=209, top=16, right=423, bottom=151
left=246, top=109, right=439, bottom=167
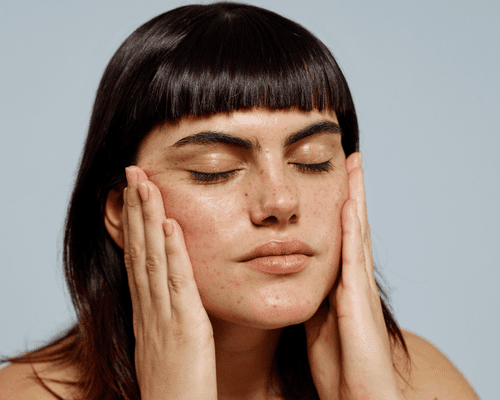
left=109, top=108, right=404, bottom=399
left=114, top=108, right=348, bottom=399
left=0, top=329, right=480, bottom=399
left=0, top=108, right=481, bottom=400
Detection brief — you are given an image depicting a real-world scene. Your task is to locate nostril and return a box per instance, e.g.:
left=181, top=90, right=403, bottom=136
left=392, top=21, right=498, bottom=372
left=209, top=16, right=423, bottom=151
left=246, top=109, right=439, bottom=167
left=250, top=176, right=300, bottom=226
left=262, top=215, right=279, bottom=225
left=259, top=212, right=298, bottom=226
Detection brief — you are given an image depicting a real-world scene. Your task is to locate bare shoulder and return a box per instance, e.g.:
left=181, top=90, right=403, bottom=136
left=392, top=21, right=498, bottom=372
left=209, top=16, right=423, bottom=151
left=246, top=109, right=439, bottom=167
left=394, top=329, right=480, bottom=400
left=0, top=361, right=79, bottom=400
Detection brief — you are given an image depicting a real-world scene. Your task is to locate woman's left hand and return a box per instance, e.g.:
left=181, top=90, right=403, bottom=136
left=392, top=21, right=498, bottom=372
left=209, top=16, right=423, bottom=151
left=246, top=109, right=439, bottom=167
left=304, top=152, right=405, bottom=400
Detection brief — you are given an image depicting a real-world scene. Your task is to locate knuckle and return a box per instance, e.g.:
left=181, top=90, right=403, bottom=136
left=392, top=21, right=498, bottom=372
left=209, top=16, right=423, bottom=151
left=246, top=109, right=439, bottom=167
left=123, top=254, right=133, bottom=272
left=170, top=326, right=190, bottom=346
left=126, top=244, right=143, bottom=264
left=142, top=210, right=156, bottom=223
left=145, top=253, right=164, bottom=271
left=126, top=196, right=140, bottom=208
left=168, top=273, right=190, bottom=292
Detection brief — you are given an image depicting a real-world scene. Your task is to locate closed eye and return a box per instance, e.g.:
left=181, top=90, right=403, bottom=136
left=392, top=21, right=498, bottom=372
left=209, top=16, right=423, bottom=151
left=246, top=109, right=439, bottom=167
left=190, top=170, right=238, bottom=183
left=190, top=161, right=332, bottom=184
left=293, top=161, right=333, bottom=173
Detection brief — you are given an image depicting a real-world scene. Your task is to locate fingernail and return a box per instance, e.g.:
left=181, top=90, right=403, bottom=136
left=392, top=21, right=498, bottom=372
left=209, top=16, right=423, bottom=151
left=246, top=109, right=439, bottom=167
left=162, top=219, right=174, bottom=237
left=125, top=167, right=132, bottom=183
left=137, top=181, right=149, bottom=202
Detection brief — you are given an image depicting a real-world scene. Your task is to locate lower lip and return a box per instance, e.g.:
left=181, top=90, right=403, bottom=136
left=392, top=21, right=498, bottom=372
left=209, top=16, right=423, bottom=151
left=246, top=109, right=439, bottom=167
left=244, top=254, right=310, bottom=275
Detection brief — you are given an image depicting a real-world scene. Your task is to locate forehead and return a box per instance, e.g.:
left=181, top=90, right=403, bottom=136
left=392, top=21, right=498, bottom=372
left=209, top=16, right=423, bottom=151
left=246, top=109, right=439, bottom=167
left=136, top=107, right=342, bottom=167
left=151, top=107, right=339, bottom=143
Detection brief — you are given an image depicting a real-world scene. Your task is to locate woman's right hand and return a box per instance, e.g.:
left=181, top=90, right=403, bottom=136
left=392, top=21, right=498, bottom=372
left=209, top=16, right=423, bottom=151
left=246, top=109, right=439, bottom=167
left=123, top=166, right=217, bottom=400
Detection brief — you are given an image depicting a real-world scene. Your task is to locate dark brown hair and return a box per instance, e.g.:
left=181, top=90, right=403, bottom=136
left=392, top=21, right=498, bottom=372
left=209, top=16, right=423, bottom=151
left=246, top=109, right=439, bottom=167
left=0, top=2, right=409, bottom=399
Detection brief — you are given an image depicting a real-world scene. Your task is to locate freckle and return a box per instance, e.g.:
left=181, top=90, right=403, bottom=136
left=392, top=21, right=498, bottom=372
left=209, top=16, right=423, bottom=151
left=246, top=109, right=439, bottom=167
left=230, top=278, right=242, bottom=288
left=259, top=169, right=264, bottom=175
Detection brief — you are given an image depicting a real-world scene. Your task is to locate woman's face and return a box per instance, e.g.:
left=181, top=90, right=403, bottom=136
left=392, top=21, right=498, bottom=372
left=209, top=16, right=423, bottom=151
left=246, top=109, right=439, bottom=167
left=136, top=107, right=349, bottom=329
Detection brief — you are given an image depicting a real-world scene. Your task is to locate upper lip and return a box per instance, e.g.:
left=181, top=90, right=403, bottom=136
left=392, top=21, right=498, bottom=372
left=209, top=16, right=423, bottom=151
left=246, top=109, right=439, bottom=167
left=240, top=240, right=314, bottom=262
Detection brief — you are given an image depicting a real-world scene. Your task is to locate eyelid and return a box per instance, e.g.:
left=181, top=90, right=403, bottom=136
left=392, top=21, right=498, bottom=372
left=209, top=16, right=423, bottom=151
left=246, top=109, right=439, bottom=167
left=190, top=170, right=239, bottom=183
left=293, top=161, right=333, bottom=173
left=190, top=160, right=333, bottom=184
left=286, top=133, right=340, bottom=153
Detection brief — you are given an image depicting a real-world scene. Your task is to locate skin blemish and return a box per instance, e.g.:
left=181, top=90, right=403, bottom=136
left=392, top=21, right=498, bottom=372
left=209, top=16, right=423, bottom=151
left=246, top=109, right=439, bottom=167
left=233, top=280, right=242, bottom=288
left=135, top=107, right=347, bottom=329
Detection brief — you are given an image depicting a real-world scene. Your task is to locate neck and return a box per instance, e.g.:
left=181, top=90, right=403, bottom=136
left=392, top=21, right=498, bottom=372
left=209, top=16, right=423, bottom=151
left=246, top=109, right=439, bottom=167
left=210, top=315, right=284, bottom=400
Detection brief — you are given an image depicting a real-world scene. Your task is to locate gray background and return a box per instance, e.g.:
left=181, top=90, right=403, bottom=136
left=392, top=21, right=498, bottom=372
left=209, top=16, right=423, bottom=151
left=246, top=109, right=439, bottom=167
left=1, top=0, right=498, bottom=398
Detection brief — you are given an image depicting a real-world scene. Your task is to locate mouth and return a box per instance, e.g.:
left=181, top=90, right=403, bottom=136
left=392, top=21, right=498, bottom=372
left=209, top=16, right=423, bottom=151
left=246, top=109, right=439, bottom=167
left=240, top=240, right=314, bottom=275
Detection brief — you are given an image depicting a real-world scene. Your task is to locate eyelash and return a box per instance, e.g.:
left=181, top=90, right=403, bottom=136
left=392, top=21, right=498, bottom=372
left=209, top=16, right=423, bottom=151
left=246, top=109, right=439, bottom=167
left=191, top=170, right=238, bottom=183
left=190, top=161, right=333, bottom=183
left=294, top=161, right=333, bottom=173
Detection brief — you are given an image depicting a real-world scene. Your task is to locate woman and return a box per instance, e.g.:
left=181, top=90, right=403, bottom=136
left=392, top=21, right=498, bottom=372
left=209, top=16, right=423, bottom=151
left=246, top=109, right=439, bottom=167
left=0, top=2, right=479, bottom=399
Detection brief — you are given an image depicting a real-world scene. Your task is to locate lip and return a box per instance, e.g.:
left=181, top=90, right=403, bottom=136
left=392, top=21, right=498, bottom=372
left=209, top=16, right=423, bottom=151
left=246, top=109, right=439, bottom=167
left=240, top=240, right=314, bottom=275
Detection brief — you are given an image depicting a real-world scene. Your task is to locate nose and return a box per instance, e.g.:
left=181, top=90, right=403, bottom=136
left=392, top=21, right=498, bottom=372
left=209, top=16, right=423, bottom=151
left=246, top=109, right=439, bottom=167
left=249, top=165, right=300, bottom=227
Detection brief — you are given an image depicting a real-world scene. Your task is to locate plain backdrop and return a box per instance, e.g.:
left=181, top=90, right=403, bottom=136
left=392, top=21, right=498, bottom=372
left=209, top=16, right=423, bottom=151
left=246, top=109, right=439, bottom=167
left=1, top=0, right=498, bottom=398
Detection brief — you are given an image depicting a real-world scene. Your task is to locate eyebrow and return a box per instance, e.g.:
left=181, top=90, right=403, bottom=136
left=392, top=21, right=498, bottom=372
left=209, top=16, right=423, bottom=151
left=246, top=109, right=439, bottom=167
left=171, top=120, right=341, bottom=150
left=284, top=121, right=341, bottom=147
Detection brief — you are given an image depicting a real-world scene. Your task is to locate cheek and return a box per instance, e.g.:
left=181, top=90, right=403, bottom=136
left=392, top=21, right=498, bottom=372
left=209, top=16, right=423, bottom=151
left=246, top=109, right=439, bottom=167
left=157, top=184, right=216, bottom=247
left=153, top=183, right=253, bottom=312
left=309, top=175, right=348, bottom=281
left=153, top=182, right=243, bottom=271
left=310, top=175, right=348, bottom=233
left=155, top=185, right=222, bottom=288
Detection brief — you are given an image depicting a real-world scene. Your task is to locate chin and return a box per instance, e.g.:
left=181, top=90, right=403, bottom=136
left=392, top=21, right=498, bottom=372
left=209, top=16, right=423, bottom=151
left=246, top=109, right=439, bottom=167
left=207, top=293, right=327, bottom=330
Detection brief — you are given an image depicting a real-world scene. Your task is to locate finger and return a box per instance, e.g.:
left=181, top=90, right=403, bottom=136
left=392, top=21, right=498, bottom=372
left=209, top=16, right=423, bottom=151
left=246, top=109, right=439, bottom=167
left=346, top=153, right=369, bottom=246
left=136, top=167, right=150, bottom=182
left=163, top=219, right=206, bottom=325
left=337, top=199, right=377, bottom=361
left=346, top=165, right=387, bottom=341
left=347, top=155, right=367, bottom=238
left=137, top=178, right=171, bottom=319
left=122, top=186, right=141, bottom=329
left=124, top=167, right=152, bottom=311
left=339, top=200, right=370, bottom=295
left=345, top=151, right=360, bottom=173
left=338, top=199, right=397, bottom=390
left=347, top=156, right=375, bottom=289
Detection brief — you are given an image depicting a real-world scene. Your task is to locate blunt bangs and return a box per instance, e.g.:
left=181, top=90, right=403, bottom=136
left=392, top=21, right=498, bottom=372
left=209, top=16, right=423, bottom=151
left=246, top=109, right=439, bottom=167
left=93, top=2, right=357, bottom=186
left=124, top=3, right=354, bottom=121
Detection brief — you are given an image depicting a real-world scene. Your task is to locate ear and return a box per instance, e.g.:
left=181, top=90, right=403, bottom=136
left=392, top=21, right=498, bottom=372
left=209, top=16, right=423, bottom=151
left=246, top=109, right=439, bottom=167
left=104, top=187, right=125, bottom=249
